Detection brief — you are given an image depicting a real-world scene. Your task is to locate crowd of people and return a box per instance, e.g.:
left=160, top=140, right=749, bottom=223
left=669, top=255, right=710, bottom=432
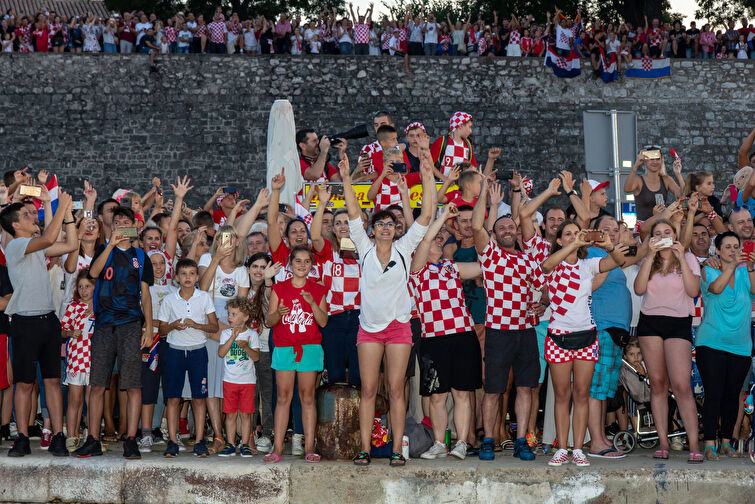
left=2, top=111, right=755, bottom=469
left=1, top=4, right=754, bottom=64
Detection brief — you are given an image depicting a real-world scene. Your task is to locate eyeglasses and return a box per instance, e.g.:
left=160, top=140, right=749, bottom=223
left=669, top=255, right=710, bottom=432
left=373, top=221, right=396, bottom=230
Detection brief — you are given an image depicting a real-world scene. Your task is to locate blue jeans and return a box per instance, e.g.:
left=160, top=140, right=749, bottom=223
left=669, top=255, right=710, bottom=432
left=178, top=46, right=189, bottom=53
left=339, top=42, right=353, bottom=54
left=269, top=328, right=303, bottom=435
left=424, top=42, right=437, bottom=55
left=321, top=309, right=361, bottom=385
left=103, top=43, right=116, bottom=53
left=169, top=42, right=177, bottom=53
left=701, top=51, right=713, bottom=59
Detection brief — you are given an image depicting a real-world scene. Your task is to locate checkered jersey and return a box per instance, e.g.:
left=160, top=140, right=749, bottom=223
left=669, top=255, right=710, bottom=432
left=353, top=23, right=369, bottom=44
left=227, top=22, right=241, bottom=35
left=195, top=24, right=207, bottom=37
left=381, top=31, right=390, bottom=50
left=477, top=37, right=487, bottom=55
left=360, top=141, right=382, bottom=175
left=409, top=260, right=474, bottom=338
left=524, top=234, right=552, bottom=265
left=61, top=300, right=94, bottom=376
left=374, top=178, right=401, bottom=210
left=15, top=25, right=31, bottom=46
left=509, top=29, right=521, bottom=45
left=208, top=21, right=226, bottom=43
left=397, top=28, right=407, bottom=42
left=164, top=26, right=177, bottom=43
left=478, top=241, right=544, bottom=330
left=431, top=136, right=476, bottom=178
left=547, top=258, right=601, bottom=334
left=321, top=255, right=361, bottom=315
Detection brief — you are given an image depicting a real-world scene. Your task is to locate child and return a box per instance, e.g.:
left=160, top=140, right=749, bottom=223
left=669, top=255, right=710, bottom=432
left=736, top=34, right=748, bottom=59
left=619, top=339, right=650, bottom=433
left=367, top=125, right=421, bottom=210
left=157, top=258, right=219, bottom=458
left=217, top=298, right=260, bottom=457
left=2, top=32, right=13, bottom=52
left=290, top=26, right=303, bottom=55
left=60, top=270, right=95, bottom=453
left=430, top=111, right=477, bottom=180
left=310, top=33, right=321, bottom=54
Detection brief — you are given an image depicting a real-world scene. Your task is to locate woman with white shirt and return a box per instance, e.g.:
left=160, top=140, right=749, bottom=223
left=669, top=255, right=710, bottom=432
left=341, top=144, right=436, bottom=467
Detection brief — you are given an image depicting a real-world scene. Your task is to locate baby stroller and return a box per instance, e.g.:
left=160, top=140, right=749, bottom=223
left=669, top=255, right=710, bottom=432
left=612, top=358, right=703, bottom=454
left=743, top=383, right=755, bottom=463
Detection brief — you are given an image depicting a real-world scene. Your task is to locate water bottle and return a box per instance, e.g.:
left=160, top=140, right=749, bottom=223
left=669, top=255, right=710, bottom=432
left=445, top=429, right=452, bottom=450
left=401, top=435, right=410, bottom=460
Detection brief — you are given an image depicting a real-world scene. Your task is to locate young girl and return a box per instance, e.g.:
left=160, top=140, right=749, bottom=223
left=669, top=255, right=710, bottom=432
left=310, top=33, right=321, bottom=54
left=520, top=28, right=533, bottom=56
left=60, top=270, right=95, bottom=452
left=2, top=32, right=13, bottom=52
left=619, top=339, right=650, bottom=433
left=683, top=171, right=723, bottom=225
left=218, top=297, right=261, bottom=458
left=736, top=34, right=749, bottom=60
left=265, top=246, right=328, bottom=463
left=290, top=26, right=303, bottom=55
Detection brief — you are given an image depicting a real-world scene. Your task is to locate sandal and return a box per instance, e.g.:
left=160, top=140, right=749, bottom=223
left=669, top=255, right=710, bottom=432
left=102, top=433, right=118, bottom=443
left=263, top=453, right=283, bottom=464
left=353, top=451, right=371, bottom=466
left=687, top=452, right=704, bottom=464
left=720, top=442, right=740, bottom=458
left=500, top=439, right=514, bottom=451
left=305, top=452, right=321, bottom=463
left=208, top=437, right=224, bottom=455
left=389, top=452, right=406, bottom=467
left=704, top=445, right=719, bottom=461
left=653, top=449, right=669, bottom=459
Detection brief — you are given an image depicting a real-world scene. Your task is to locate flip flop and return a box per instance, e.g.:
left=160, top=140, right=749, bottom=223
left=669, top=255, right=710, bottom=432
left=688, top=452, right=704, bottom=464
left=653, top=449, right=669, bottom=460
left=305, top=452, right=321, bottom=463
left=588, top=447, right=627, bottom=458
left=263, top=453, right=283, bottom=464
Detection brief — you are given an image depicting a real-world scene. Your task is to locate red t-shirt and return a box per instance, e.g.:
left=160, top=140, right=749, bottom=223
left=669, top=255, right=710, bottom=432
left=299, top=154, right=338, bottom=183
left=119, top=21, right=136, bottom=44
left=271, top=278, right=327, bottom=348
left=33, top=28, right=49, bottom=52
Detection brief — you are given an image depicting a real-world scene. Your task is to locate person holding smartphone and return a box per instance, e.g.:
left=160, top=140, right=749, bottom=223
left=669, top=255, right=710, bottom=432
left=624, top=146, right=684, bottom=222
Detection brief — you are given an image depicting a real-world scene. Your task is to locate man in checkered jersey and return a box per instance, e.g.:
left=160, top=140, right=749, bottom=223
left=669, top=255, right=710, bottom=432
left=352, top=111, right=394, bottom=183
left=471, top=176, right=544, bottom=462
left=430, top=111, right=477, bottom=180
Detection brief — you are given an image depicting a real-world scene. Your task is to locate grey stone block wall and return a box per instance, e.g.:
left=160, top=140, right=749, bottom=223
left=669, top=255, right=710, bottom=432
left=0, top=54, right=751, bottom=206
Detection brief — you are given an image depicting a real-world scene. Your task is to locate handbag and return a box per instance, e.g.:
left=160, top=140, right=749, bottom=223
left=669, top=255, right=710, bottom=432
left=606, top=327, right=631, bottom=348
left=548, top=328, right=597, bottom=350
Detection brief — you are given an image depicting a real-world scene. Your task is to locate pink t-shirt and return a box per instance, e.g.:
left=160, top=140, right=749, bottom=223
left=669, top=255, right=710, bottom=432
left=639, top=252, right=701, bottom=318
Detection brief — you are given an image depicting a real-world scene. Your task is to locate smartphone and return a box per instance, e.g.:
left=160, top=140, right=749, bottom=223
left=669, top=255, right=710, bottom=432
left=72, top=200, right=84, bottom=210
left=498, top=171, right=514, bottom=181
left=391, top=162, right=408, bottom=174
left=646, top=149, right=662, bottom=160
left=121, top=226, right=138, bottom=237
left=220, top=231, right=232, bottom=247
left=330, top=184, right=344, bottom=196
left=19, top=184, right=41, bottom=197
left=744, top=241, right=755, bottom=254
left=657, top=237, right=673, bottom=249
left=626, top=245, right=638, bottom=256
left=120, top=196, right=132, bottom=208
left=655, top=194, right=665, bottom=206
left=681, top=199, right=689, bottom=210
left=278, top=203, right=288, bottom=213
left=584, top=230, right=604, bottom=242
left=83, top=210, right=93, bottom=219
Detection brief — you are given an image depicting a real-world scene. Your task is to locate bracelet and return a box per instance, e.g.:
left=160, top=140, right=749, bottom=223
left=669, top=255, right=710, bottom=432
left=607, top=247, right=615, bottom=253
left=707, top=211, right=718, bottom=222
left=749, top=269, right=754, bottom=273
left=512, top=188, right=521, bottom=193
left=63, top=219, right=75, bottom=225
left=567, top=190, right=578, bottom=197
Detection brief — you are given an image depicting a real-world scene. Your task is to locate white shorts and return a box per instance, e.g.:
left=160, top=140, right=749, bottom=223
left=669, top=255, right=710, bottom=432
left=64, top=371, right=90, bottom=387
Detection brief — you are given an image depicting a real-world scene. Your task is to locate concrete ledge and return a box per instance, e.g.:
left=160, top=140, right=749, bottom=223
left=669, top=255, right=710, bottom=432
left=1, top=450, right=754, bottom=503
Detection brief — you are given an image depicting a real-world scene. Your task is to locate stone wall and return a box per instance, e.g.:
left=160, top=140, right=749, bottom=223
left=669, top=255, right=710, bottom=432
left=0, top=54, right=752, bottom=206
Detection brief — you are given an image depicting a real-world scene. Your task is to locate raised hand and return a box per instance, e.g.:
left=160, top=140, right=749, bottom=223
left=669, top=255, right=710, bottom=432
left=547, top=177, right=562, bottom=196
left=338, top=158, right=351, bottom=181
left=487, top=147, right=502, bottom=160
left=442, top=202, right=459, bottom=220
left=171, top=175, right=194, bottom=199
left=301, top=290, right=315, bottom=305
left=83, top=180, right=97, bottom=202
left=264, top=261, right=283, bottom=280
left=254, top=188, right=271, bottom=209
left=559, top=170, right=575, bottom=192
left=271, top=169, right=286, bottom=191
left=36, top=169, right=49, bottom=185
left=488, top=180, right=504, bottom=206
left=317, top=183, right=332, bottom=205
left=447, top=165, right=461, bottom=182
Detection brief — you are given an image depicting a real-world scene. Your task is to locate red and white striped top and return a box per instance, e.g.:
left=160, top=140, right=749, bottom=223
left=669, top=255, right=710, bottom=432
left=409, top=260, right=474, bottom=338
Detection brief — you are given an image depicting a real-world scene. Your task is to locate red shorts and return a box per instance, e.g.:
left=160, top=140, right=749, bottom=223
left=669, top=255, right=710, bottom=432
left=222, top=381, right=255, bottom=414
left=544, top=336, right=599, bottom=364
left=357, top=320, right=413, bottom=346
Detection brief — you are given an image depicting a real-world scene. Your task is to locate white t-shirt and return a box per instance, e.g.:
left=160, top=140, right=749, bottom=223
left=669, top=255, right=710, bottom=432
left=607, top=38, right=621, bottom=54
left=5, top=237, right=55, bottom=316
left=304, top=28, right=315, bottom=42
left=198, top=254, right=250, bottom=301
left=424, top=22, right=439, bottom=44
left=150, top=283, right=177, bottom=322
left=157, top=289, right=216, bottom=347
left=178, top=29, right=191, bottom=47
left=547, top=257, right=602, bottom=334
left=219, top=328, right=260, bottom=384
left=59, top=253, right=92, bottom=317
left=135, top=22, right=152, bottom=44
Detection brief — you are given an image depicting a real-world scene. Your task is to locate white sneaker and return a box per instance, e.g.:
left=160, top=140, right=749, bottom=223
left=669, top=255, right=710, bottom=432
left=450, top=440, right=467, bottom=460
left=571, top=448, right=590, bottom=467
left=256, top=435, right=272, bottom=453
left=175, top=434, right=187, bottom=452
left=160, top=418, right=170, bottom=444
left=420, top=441, right=449, bottom=459
left=291, top=433, right=304, bottom=456
left=139, top=433, right=154, bottom=452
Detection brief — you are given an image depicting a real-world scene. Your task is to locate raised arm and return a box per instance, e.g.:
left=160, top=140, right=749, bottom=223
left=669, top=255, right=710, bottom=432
left=266, top=169, right=286, bottom=253
left=397, top=175, right=415, bottom=228
left=739, top=127, right=755, bottom=169
left=472, top=176, right=491, bottom=252
left=436, top=165, right=460, bottom=204
left=560, top=171, right=590, bottom=228
left=204, top=186, right=226, bottom=212
left=310, top=184, right=331, bottom=252
left=367, top=166, right=390, bottom=203
left=340, top=158, right=361, bottom=221
left=521, top=177, right=561, bottom=241
left=415, top=148, right=437, bottom=227
left=411, top=203, right=457, bottom=272
left=165, top=175, right=193, bottom=259
left=483, top=147, right=501, bottom=177
left=625, top=152, right=647, bottom=195
left=234, top=188, right=270, bottom=239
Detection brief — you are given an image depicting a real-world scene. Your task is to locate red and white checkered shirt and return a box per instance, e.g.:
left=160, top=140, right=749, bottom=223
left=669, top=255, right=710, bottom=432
left=509, top=29, right=521, bottom=45
left=381, top=31, right=391, bottom=50
left=374, top=178, right=401, bottom=210
left=430, top=136, right=477, bottom=178
left=226, top=21, right=241, bottom=35
left=359, top=141, right=381, bottom=175
left=207, top=21, right=226, bottom=43
left=195, top=24, right=207, bottom=37
left=524, top=234, right=552, bottom=265
left=61, top=300, right=94, bottom=376
left=409, top=260, right=474, bottom=338
left=353, top=23, right=369, bottom=44
left=320, top=241, right=361, bottom=315
left=547, top=258, right=601, bottom=335
left=164, top=26, right=177, bottom=43
left=478, top=241, right=544, bottom=330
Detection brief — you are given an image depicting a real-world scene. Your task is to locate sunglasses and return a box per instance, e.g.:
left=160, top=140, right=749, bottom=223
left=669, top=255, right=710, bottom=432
left=643, top=144, right=662, bottom=150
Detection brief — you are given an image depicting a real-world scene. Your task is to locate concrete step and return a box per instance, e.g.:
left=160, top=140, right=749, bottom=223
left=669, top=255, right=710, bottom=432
left=1, top=446, right=754, bottom=503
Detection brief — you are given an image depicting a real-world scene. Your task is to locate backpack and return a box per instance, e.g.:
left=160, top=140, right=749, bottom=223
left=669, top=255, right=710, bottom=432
left=434, top=135, right=474, bottom=172
left=92, top=247, right=146, bottom=315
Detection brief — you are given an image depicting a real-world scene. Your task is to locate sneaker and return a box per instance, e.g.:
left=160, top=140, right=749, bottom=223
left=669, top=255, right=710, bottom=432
left=256, top=435, right=272, bottom=453
left=239, top=444, right=254, bottom=457
left=420, top=441, right=449, bottom=460
left=291, top=434, right=304, bottom=456
left=670, top=436, right=684, bottom=451
left=571, top=448, right=590, bottom=467
left=548, top=448, right=570, bottom=467
left=9, top=421, right=18, bottom=439
left=513, top=437, right=536, bottom=461
left=178, top=418, right=190, bottom=438
left=605, top=422, right=620, bottom=440
left=66, top=436, right=80, bottom=453
left=7, top=433, right=31, bottom=457
left=450, top=440, right=467, bottom=460
left=50, top=432, right=68, bottom=457
left=74, top=435, right=103, bottom=458
left=164, top=440, right=179, bottom=458
left=479, top=437, right=495, bottom=461
left=193, top=439, right=209, bottom=458
left=40, top=428, right=53, bottom=450
left=160, top=419, right=170, bottom=443
left=152, top=428, right=166, bottom=446
left=525, top=431, right=539, bottom=448
left=0, top=424, right=10, bottom=441
left=28, top=424, right=42, bottom=439
left=123, top=437, right=142, bottom=460
left=138, top=433, right=154, bottom=452
left=176, top=434, right=187, bottom=452
left=218, top=442, right=236, bottom=457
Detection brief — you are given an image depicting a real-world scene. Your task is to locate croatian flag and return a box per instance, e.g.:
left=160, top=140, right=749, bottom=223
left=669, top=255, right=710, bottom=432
left=35, top=174, right=58, bottom=223
left=625, top=57, right=671, bottom=80
left=599, top=47, right=618, bottom=83
left=544, top=45, right=581, bottom=78
left=294, top=194, right=313, bottom=228
left=146, top=332, right=160, bottom=373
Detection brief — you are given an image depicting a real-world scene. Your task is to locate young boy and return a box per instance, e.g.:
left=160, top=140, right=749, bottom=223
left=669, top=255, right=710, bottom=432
left=217, top=298, right=260, bottom=457
left=431, top=111, right=478, bottom=179
left=157, top=258, right=218, bottom=458
left=367, top=125, right=421, bottom=210
left=74, top=206, right=154, bottom=460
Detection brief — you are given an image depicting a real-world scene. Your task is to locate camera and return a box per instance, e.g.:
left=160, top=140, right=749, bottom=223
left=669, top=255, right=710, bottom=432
left=327, top=124, right=369, bottom=147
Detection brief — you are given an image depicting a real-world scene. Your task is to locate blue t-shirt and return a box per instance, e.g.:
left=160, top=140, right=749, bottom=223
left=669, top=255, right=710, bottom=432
left=587, top=248, right=631, bottom=331
left=735, top=193, right=755, bottom=218
left=697, top=265, right=753, bottom=357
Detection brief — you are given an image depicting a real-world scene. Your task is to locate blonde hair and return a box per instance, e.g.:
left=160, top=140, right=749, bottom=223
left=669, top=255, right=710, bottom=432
left=210, top=224, right=246, bottom=267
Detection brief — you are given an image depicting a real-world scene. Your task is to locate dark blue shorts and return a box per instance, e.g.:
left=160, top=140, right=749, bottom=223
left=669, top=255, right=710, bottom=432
left=164, top=345, right=208, bottom=399
left=141, top=338, right=168, bottom=405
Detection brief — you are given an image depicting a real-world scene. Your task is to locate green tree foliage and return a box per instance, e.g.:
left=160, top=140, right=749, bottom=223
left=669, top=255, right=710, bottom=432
left=695, top=0, right=754, bottom=27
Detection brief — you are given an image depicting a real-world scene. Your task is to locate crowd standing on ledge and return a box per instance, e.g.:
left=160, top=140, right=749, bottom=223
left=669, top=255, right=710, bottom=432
left=3, top=112, right=755, bottom=468
left=1, top=4, right=754, bottom=64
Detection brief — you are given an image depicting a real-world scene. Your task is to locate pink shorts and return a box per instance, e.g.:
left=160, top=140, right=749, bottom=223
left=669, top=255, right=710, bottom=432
left=357, top=320, right=413, bottom=346
left=544, top=336, right=599, bottom=364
